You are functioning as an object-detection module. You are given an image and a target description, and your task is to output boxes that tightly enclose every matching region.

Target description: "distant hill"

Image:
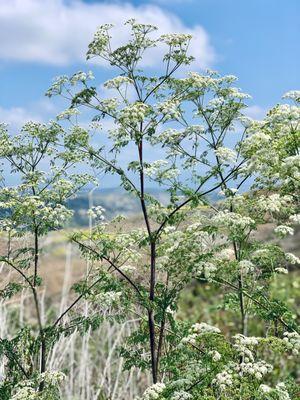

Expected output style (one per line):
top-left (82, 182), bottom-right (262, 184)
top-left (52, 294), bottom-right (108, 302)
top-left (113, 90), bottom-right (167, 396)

top-left (67, 187), bottom-right (170, 226)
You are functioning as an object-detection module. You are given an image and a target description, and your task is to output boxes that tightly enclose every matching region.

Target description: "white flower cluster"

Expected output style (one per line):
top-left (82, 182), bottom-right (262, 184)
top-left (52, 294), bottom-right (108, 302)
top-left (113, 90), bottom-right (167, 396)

top-left (41, 204), bottom-right (73, 226)
top-left (214, 359), bottom-right (272, 392)
top-left (214, 147), bottom-right (237, 164)
top-left (11, 371), bottom-right (65, 400)
top-left (141, 382), bottom-right (166, 400)
top-left (125, 18), bottom-right (158, 33)
top-left (87, 24), bottom-right (113, 59)
top-left (285, 252), bottom-right (300, 265)
top-left (45, 75), bottom-right (69, 97)
top-left (213, 211), bottom-right (255, 232)
top-left (238, 260), bottom-right (255, 274)
top-left (256, 194), bottom-right (292, 214)
top-left (70, 71), bottom-right (94, 85)
top-left (0, 129), bottom-right (14, 157)
top-left (40, 370), bottom-right (66, 385)
top-left (21, 121), bottom-right (49, 136)
top-left (283, 90), bottom-right (300, 103)
top-left (171, 390), bottom-right (192, 400)
top-left (282, 332), bottom-right (300, 355)
top-left (197, 261), bottom-right (217, 280)
top-left (213, 369), bottom-right (233, 391)
top-left (260, 382), bottom-right (291, 400)
top-left (192, 322), bottom-right (221, 335)
top-left (57, 108), bottom-right (80, 120)
top-left (104, 76), bottom-right (133, 89)
top-left (11, 387), bottom-right (37, 400)
top-left (99, 98), bottom-right (119, 114)
top-left (243, 131), bottom-right (271, 153)
top-left (182, 322), bottom-right (220, 346)
top-left (144, 160), bottom-right (180, 180)
top-left (188, 72), bottom-right (216, 89)
top-left (144, 160), bottom-right (168, 177)
top-left (157, 99), bottom-right (181, 121)
top-left (224, 87), bottom-right (251, 100)
top-left (120, 264), bottom-right (136, 274)
top-left (281, 155), bottom-right (300, 185)
top-left (87, 206), bottom-right (106, 221)
top-left (119, 102), bottom-right (151, 126)
top-left (275, 267), bottom-right (288, 275)
top-left (0, 218), bottom-right (16, 234)
top-left (156, 128), bottom-right (183, 146)
top-left (238, 360), bottom-right (273, 380)
top-left (160, 33), bottom-right (192, 46)
top-left (274, 225), bottom-right (294, 238)
top-left (260, 384), bottom-right (273, 394)
top-left (95, 291), bottom-right (122, 308)
top-left (185, 125), bottom-right (206, 135)
top-left (219, 187), bottom-right (238, 197)
top-left (267, 104), bottom-right (300, 128)
top-left (289, 214), bottom-right (300, 224)
top-left (207, 97), bottom-right (224, 109)
top-left (232, 334), bottom-right (260, 362)
top-left (208, 350), bottom-right (222, 361)
top-left (217, 248), bottom-right (235, 260)
top-left (14, 197), bottom-right (73, 228)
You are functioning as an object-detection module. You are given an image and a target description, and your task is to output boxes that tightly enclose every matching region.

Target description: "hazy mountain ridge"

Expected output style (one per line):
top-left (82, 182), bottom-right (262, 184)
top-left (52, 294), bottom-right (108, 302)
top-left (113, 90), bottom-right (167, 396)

top-left (67, 187), bottom-right (171, 225)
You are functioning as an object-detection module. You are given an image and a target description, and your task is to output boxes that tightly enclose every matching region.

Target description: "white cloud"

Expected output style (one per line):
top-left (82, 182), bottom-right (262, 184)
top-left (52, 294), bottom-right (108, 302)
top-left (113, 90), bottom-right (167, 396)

top-left (152, 0), bottom-right (195, 4)
top-left (0, 106), bottom-right (41, 130)
top-left (244, 105), bottom-right (267, 120)
top-left (0, 0), bottom-right (215, 69)
top-left (0, 98), bottom-right (59, 130)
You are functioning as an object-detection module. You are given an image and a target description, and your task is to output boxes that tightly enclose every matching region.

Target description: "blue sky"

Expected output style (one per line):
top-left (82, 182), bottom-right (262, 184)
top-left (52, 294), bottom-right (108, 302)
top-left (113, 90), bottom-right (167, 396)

top-left (1, 0), bottom-right (299, 125)
top-left (1, 0), bottom-right (299, 119)
top-left (0, 0), bottom-right (299, 186)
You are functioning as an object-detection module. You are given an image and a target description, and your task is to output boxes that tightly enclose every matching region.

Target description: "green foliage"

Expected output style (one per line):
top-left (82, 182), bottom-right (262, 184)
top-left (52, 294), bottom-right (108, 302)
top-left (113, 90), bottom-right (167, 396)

top-left (0, 19), bottom-right (299, 399)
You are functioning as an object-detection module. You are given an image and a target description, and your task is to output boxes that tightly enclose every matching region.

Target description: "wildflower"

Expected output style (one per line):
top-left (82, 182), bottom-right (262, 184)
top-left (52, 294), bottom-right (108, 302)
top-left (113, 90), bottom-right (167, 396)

top-left (57, 108), bottom-right (80, 120)
top-left (157, 98), bottom-right (181, 121)
top-left (160, 33), bottom-right (192, 46)
top-left (283, 332), bottom-right (300, 355)
top-left (275, 267), bottom-right (288, 274)
top-left (214, 146), bottom-right (237, 164)
top-left (141, 382), bottom-right (166, 400)
top-left (197, 261), bottom-right (217, 280)
top-left (104, 76), bottom-right (133, 89)
top-left (87, 24), bottom-right (114, 59)
top-left (171, 391), bottom-right (192, 400)
top-left (119, 102), bottom-right (151, 126)
top-left (238, 260), bottom-right (255, 274)
top-left (256, 194), bottom-right (292, 213)
top-left (70, 71), bottom-right (94, 84)
top-left (192, 322), bottom-right (221, 335)
top-left (283, 90), bottom-right (300, 103)
top-left (213, 370), bottom-right (233, 391)
top-left (213, 211), bottom-right (255, 232)
top-left (260, 384), bottom-right (272, 393)
top-left (274, 225), bottom-right (294, 238)
top-left (289, 214), bottom-right (300, 224)
top-left (285, 253), bottom-right (300, 265)
top-left (87, 206), bottom-right (106, 221)
top-left (11, 386), bottom-right (37, 400)
top-left (209, 350), bottom-right (222, 361)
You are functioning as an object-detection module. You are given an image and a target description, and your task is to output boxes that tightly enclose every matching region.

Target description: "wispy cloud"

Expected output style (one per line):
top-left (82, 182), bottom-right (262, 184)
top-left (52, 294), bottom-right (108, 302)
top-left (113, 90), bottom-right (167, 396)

top-left (244, 105), bottom-right (267, 120)
top-left (0, 106), bottom-right (41, 130)
top-left (0, 0), bottom-right (215, 69)
top-left (0, 98), bottom-right (59, 131)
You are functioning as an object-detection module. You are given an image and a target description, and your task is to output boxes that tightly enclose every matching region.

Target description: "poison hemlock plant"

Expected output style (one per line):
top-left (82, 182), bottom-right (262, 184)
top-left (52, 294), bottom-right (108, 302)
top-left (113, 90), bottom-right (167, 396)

top-left (0, 122), bottom-right (92, 398)
top-left (0, 20), bottom-right (299, 400)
